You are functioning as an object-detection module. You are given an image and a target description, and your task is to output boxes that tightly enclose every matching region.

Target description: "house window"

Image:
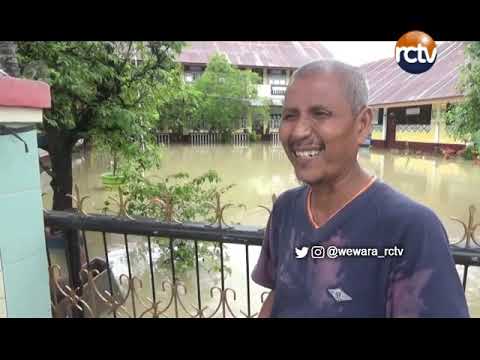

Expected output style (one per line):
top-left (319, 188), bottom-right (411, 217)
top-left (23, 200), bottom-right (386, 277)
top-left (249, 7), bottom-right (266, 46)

top-left (241, 117), bottom-right (247, 129)
top-left (269, 69), bottom-right (287, 85)
top-left (390, 105), bottom-right (433, 134)
top-left (235, 116), bottom-right (247, 129)
top-left (184, 65), bottom-right (203, 83)
top-left (271, 113), bottom-right (282, 129)
top-left (390, 105), bottom-right (432, 125)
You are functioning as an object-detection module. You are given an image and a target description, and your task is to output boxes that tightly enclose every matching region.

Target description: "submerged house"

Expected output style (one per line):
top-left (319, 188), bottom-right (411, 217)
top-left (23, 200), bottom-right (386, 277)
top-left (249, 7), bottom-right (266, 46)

top-left (362, 41), bottom-right (466, 153)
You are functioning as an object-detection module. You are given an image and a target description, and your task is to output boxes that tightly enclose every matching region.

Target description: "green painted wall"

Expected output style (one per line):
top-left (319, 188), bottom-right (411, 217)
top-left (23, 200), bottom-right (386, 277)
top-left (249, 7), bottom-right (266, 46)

top-left (0, 128), bottom-right (51, 317)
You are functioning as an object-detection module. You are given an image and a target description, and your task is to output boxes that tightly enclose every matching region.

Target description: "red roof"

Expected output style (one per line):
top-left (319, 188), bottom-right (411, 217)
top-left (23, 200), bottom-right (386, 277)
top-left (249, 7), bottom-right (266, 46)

top-left (178, 41), bottom-right (333, 69)
top-left (0, 75), bottom-right (51, 109)
top-left (361, 41), bottom-right (466, 106)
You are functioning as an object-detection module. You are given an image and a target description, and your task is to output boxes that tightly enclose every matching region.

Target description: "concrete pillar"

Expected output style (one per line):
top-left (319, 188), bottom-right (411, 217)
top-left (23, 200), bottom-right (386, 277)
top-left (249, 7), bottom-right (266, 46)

top-left (432, 103), bottom-right (441, 144)
top-left (263, 68), bottom-right (268, 85)
top-left (382, 108), bottom-right (388, 141)
top-left (0, 76), bottom-right (51, 317)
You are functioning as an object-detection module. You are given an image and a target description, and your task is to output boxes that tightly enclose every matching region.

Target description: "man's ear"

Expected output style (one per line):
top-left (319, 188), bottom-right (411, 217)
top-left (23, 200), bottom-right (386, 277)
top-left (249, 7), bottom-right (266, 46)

top-left (355, 107), bottom-right (373, 145)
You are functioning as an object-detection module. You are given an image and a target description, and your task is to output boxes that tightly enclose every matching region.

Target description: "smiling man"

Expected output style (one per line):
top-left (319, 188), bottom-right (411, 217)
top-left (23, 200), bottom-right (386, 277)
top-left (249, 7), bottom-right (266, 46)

top-left (252, 60), bottom-right (469, 318)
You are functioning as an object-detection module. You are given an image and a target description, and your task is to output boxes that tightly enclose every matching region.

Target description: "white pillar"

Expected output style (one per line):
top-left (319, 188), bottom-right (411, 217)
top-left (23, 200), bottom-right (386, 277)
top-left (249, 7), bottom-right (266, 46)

top-left (263, 68), bottom-right (268, 85)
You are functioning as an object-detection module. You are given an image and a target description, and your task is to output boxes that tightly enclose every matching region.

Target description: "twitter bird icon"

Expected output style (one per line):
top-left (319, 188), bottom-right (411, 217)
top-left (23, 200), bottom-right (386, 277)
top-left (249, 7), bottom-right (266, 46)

top-left (295, 246), bottom-right (309, 259)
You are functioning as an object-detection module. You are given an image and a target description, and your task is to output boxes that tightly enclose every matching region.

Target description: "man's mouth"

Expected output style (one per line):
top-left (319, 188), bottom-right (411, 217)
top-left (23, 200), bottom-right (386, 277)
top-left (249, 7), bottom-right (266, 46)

top-left (293, 145), bottom-right (326, 159)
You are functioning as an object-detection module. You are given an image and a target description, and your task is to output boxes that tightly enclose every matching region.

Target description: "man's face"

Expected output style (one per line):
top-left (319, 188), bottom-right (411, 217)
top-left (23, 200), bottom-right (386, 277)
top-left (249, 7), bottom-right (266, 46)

top-left (279, 72), bottom-right (371, 185)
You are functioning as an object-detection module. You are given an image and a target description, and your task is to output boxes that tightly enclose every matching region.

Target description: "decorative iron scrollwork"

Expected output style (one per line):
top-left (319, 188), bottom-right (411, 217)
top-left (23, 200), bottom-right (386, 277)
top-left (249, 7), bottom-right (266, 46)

top-left (49, 265), bottom-right (267, 318)
top-left (67, 184), bottom-right (90, 216)
top-left (451, 205), bottom-right (480, 248)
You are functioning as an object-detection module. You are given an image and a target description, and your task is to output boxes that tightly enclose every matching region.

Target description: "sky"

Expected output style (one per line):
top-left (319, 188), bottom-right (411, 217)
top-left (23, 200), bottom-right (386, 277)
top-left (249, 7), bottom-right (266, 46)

top-left (321, 42), bottom-right (395, 66)
top-left (321, 41), bottom-right (444, 66)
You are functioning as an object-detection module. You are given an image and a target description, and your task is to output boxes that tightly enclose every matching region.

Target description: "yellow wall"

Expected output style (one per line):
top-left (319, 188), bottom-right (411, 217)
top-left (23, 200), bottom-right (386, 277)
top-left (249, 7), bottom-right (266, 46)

top-left (371, 129), bottom-right (383, 140)
top-left (379, 102), bottom-right (465, 145)
top-left (395, 128), bottom-right (435, 142)
top-left (439, 120), bottom-right (465, 145)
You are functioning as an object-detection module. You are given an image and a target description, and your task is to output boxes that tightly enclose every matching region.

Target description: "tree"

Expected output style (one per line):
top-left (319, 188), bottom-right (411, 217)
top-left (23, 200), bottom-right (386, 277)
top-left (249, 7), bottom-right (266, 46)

top-left (156, 66), bottom-right (203, 135)
top-left (445, 42), bottom-right (480, 154)
top-left (16, 41), bottom-right (184, 210)
top-left (193, 54), bottom-right (268, 132)
top-left (0, 41), bottom-right (20, 76)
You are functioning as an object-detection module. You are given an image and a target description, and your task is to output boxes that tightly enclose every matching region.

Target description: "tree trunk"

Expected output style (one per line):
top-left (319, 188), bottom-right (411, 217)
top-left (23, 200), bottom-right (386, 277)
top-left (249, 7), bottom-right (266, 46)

top-left (45, 123), bottom-right (75, 211)
top-left (112, 152), bottom-right (118, 176)
top-left (0, 41), bottom-right (20, 77)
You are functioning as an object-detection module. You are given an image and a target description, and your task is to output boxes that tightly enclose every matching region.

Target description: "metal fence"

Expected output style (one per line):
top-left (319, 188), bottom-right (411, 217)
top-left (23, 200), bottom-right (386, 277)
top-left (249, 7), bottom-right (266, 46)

top-left (233, 133), bottom-right (249, 146)
top-left (190, 132), bottom-right (219, 146)
top-left (45, 210), bottom-right (268, 318)
top-left (156, 132), bottom-right (170, 146)
top-left (271, 132), bottom-right (280, 147)
top-left (44, 202), bottom-right (480, 318)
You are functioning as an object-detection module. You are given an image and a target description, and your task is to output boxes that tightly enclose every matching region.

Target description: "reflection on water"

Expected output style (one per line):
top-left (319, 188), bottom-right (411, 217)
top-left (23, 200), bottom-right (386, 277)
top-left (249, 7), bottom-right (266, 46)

top-left (43, 144), bottom-right (480, 317)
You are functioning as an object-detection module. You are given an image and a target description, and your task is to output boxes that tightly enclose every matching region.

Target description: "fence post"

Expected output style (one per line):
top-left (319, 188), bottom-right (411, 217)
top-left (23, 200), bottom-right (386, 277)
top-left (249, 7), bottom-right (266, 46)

top-left (64, 228), bottom-right (84, 318)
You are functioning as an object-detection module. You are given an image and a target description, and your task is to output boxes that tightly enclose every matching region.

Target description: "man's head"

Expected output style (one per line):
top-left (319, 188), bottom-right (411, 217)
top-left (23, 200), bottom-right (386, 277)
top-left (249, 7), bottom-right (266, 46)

top-left (280, 59), bottom-right (372, 185)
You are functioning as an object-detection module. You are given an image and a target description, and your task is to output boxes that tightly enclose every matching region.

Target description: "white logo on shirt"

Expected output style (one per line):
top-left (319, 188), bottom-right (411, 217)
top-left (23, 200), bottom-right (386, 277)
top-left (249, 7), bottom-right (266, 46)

top-left (328, 288), bottom-right (353, 302)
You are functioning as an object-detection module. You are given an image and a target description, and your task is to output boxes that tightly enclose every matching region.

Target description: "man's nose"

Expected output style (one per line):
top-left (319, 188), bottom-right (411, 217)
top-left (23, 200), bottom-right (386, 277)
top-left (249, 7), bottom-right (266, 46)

top-left (291, 115), bottom-right (313, 140)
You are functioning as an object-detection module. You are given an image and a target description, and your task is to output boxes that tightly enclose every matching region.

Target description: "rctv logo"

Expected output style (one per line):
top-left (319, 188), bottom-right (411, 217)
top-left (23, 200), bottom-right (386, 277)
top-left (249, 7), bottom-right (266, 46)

top-left (395, 31), bottom-right (437, 74)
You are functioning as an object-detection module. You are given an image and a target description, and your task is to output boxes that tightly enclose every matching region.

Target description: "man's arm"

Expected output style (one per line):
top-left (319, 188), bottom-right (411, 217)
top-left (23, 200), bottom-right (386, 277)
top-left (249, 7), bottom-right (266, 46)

top-left (252, 204), bottom-right (278, 317)
top-left (386, 207), bottom-right (469, 317)
top-left (258, 290), bottom-right (275, 318)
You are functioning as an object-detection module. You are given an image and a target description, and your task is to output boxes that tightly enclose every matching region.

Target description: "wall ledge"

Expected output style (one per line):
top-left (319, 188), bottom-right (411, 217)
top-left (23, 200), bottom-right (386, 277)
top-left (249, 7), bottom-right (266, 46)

top-left (0, 76), bottom-right (51, 109)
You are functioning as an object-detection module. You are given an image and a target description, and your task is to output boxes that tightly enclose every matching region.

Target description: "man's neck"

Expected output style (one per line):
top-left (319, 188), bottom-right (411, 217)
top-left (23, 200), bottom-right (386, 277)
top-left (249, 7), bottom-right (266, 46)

top-left (309, 162), bottom-right (373, 227)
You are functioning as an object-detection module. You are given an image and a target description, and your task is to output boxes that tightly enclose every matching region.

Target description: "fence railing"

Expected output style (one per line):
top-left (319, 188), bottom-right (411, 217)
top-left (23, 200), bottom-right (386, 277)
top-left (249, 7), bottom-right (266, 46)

top-left (190, 132), bottom-right (219, 146)
top-left (271, 132), bottom-right (280, 147)
top-left (156, 132), bottom-right (170, 146)
top-left (45, 210), bottom-right (268, 318)
top-left (233, 132), bottom-right (249, 146)
top-left (271, 85), bottom-right (287, 96)
top-left (44, 203), bottom-right (480, 318)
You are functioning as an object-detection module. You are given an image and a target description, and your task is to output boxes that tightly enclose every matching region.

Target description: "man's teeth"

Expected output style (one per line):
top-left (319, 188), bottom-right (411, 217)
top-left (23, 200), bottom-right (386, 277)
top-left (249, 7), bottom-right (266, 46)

top-left (295, 150), bottom-right (321, 158)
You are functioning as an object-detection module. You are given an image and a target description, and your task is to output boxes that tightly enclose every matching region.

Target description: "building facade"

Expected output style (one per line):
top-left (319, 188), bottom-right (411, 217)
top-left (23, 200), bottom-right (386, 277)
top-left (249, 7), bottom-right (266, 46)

top-left (177, 41), bottom-right (333, 135)
top-left (362, 41), bottom-right (466, 154)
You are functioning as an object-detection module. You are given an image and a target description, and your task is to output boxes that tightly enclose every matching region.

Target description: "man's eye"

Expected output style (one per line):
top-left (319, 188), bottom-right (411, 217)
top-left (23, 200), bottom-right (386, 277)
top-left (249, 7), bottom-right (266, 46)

top-left (314, 111), bottom-right (329, 117)
top-left (283, 114), bottom-right (295, 120)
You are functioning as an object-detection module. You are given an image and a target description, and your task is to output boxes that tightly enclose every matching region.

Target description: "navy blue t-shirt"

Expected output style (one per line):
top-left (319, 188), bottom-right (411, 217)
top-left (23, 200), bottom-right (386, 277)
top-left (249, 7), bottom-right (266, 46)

top-left (252, 179), bottom-right (469, 317)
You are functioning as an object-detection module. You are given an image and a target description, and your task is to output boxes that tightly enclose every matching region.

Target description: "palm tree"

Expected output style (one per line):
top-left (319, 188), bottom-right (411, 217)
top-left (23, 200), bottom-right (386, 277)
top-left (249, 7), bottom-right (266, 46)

top-left (0, 41), bottom-right (20, 77)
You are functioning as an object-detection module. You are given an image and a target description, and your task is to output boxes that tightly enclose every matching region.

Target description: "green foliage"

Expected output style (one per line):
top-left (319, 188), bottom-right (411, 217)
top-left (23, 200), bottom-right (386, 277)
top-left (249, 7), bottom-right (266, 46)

top-left (444, 42), bottom-right (480, 156)
top-left (156, 66), bottom-right (203, 133)
top-left (124, 169), bottom-right (229, 222)
top-left (16, 42), bottom-right (184, 209)
top-left (193, 54), bottom-right (267, 132)
top-left (462, 144), bottom-right (479, 160)
top-left (105, 169), bottom-right (236, 275)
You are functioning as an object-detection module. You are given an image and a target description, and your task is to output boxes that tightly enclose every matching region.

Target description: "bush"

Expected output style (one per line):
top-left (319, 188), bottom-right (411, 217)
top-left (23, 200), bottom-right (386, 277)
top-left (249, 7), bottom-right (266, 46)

top-left (220, 130), bottom-right (232, 144)
top-left (462, 144), bottom-right (479, 160)
top-left (104, 168), bottom-right (239, 276)
top-left (462, 145), bottom-right (477, 160)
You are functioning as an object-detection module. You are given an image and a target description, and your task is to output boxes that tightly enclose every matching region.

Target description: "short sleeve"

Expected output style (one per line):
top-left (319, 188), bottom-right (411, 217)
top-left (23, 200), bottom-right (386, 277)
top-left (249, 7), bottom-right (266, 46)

top-left (251, 211), bottom-right (277, 289)
top-left (386, 208), bottom-right (469, 318)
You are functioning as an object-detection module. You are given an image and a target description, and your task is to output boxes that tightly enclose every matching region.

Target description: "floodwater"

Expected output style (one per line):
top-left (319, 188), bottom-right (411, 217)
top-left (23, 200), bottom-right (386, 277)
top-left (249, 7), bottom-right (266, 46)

top-left (42, 143), bottom-right (480, 317)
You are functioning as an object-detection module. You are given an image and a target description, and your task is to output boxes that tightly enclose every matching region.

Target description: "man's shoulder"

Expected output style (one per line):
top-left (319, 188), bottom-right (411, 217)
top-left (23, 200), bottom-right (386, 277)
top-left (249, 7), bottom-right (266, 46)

top-left (273, 185), bottom-right (308, 211)
top-left (373, 181), bottom-right (442, 230)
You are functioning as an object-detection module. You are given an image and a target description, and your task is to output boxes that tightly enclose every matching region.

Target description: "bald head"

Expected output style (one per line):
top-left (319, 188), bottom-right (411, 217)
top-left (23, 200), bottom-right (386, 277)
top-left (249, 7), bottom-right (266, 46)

top-left (289, 60), bottom-right (369, 116)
